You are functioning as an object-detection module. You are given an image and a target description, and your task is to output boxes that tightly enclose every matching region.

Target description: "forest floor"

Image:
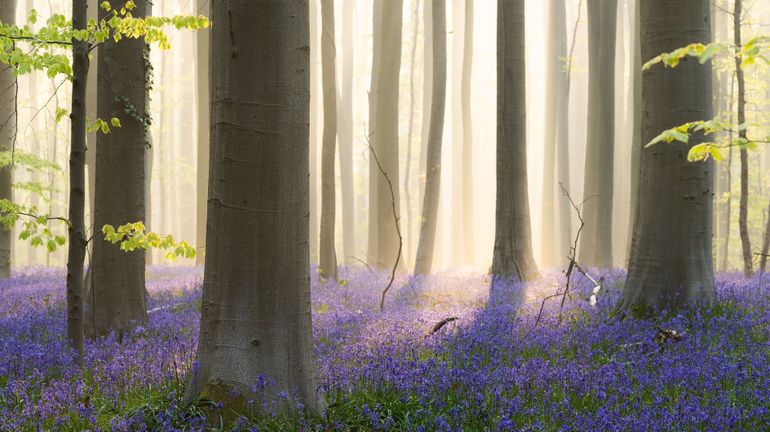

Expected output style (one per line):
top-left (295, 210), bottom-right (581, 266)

top-left (1, 266), bottom-right (769, 431)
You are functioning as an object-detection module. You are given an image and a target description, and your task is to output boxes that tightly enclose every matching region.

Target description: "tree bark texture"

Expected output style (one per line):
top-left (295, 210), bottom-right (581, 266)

top-left (195, 0), bottom-right (210, 266)
top-left (491, 0), bottom-right (539, 282)
top-left (0, 1), bottom-right (15, 279)
top-left (622, 0), bottom-right (714, 312)
top-left (185, 0), bottom-right (321, 413)
top-left (319, 0), bottom-right (338, 281)
top-left (88, 0), bottom-right (149, 338)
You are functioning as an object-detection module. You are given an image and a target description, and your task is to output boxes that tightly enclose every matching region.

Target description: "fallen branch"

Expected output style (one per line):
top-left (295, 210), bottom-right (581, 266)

top-left (429, 316), bottom-right (458, 335)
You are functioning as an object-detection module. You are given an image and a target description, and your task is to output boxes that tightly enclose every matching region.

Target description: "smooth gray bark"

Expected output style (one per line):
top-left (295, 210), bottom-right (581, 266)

top-left (491, 0), bottom-right (539, 282)
top-left (338, 0), bottom-right (355, 265)
top-left (622, 0), bottom-right (714, 312)
top-left (88, 0), bottom-right (149, 338)
top-left (414, 0), bottom-right (447, 276)
top-left (541, 0), bottom-right (569, 268)
top-left (67, 0), bottom-right (89, 360)
top-left (185, 0), bottom-right (320, 413)
top-left (579, 0), bottom-right (617, 268)
top-left (627, 0), bottom-right (641, 260)
top-left (309, 0), bottom-right (319, 264)
top-left (195, 0), bottom-right (210, 266)
top-left (368, 0), bottom-right (403, 269)
top-left (319, 0), bottom-right (338, 281)
top-left (0, 1), bottom-right (15, 278)
top-left (418, 0), bottom-right (433, 239)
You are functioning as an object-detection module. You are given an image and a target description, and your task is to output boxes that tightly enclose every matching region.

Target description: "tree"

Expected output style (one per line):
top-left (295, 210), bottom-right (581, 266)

top-left (540, 0), bottom-right (569, 267)
top-left (627, 0), bottom-right (641, 258)
top-left (338, 0), bottom-right (356, 265)
top-left (368, 0), bottom-right (403, 269)
top-left (460, 0), bottom-right (475, 264)
top-left (319, 0), bottom-right (338, 281)
top-left (195, 0), bottom-right (209, 266)
top-left (0, 1), bottom-right (15, 279)
top-left (185, 0), bottom-right (321, 413)
top-left (414, 0), bottom-right (447, 276)
top-left (491, 0), bottom-right (539, 283)
top-left (578, 0), bottom-right (617, 268)
top-left (403, 0), bottom-right (420, 265)
top-left (734, 0), bottom-right (753, 277)
top-left (88, 0), bottom-right (150, 338)
top-left (621, 0), bottom-right (714, 313)
top-left (761, 200), bottom-right (770, 273)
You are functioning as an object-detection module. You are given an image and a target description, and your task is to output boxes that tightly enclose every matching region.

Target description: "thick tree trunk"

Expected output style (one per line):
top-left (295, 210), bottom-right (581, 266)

top-left (88, 0), bottom-right (149, 338)
top-left (67, 0), bottom-right (89, 361)
top-left (368, 0), bottom-right (403, 269)
top-left (418, 0), bottom-right (433, 243)
top-left (491, 0), bottom-right (539, 282)
top-left (414, 0), bottom-right (447, 276)
top-left (461, 0), bottom-right (474, 264)
top-left (185, 0), bottom-right (320, 413)
top-left (319, 0), bottom-right (338, 281)
top-left (195, 0), bottom-right (210, 266)
top-left (578, 0), bottom-right (617, 268)
top-left (541, 0), bottom-right (568, 268)
top-left (713, 3), bottom-right (730, 270)
top-left (0, 1), bottom-right (15, 278)
top-left (622, 0), bottom-right (714, 313)
top-left (403, 0), bottom-right (419, 266)
top-left (734, 0), bottom-right (753, 277)
top-left (338, 0), bottom-right (356, 265)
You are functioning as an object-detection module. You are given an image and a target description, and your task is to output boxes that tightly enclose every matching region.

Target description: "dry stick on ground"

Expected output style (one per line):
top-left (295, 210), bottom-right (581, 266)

top-left (429, 316), bottom-right (458, 335)
top-left (366, 138), bottom-right (404, 312)
top-left (533, 183), bottom-right (598, 330)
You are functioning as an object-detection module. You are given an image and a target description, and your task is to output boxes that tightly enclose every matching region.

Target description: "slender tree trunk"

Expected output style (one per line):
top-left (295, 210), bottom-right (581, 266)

top-left (734, 0), bottom-right (753, 277)
top-left (88, 0), bottom-right (149, 338)
top-left (622, 0), bottom-right (714, 312)
top-left (319, 0), bottom-right (338, 281)
top-left (403, 0), bottom-right (419, 266)
top-left (185, 0), bottom-right (320, 413)
top-left (368, 0), bottom-right (403, 268)
top-left (309, 0), bottom-right (320, 264)
top-left (195, 0), bottom-right (210, 266)
top-left (461, 0), bottom-right (475, 264)
top-left (541, 0), bottom-right (568, 268)
top-left (414, 0), bottom-right (447, 276)
top-left (761, 200), bottom-right (770, 273)
top-left (418, 0), bottom-right (433, 242)
top-left (627, 0), bottom-right (641, 261)
top-left (338, 0), bottom-right (356, 265)
top-left (579, 0), bottom-right (617, 268)
top-left (0, 1), bottom-right (15, 278)
top-left (491, 0), bottom-right (539, 282)
top-left (67, 0), bottom-right (89, 361)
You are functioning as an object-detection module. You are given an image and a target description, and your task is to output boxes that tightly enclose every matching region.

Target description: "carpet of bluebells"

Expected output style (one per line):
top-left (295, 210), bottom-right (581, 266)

top-left (2, 265), bottom-right (770, 431)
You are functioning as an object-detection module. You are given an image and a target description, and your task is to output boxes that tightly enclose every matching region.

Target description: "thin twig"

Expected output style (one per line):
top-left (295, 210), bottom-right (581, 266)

top-left (366, 136), bottom-right (403, 312)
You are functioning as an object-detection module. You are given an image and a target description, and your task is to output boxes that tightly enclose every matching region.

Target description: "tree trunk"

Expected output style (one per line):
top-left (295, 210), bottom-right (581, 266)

top-left (627, 0), bottom-right (641, 261)
top-left (541, 0), bottom-right (568, 268)
top-left (67, 0), bottom-right (89, 361)
top-left (338, 0), bottom-right (356, 265)
top-left (88, 0), bottom-right (149, 338)
top-left (734, 0), bottom-right (753, 277)
top-left (368, 0), bottom-right (403, 269)
top-left (0, 1), bottom-right (15, 278)
top-left (185, 0), bottom-right (320, 413)
top-left (461, 0), bottom-right (475, 264)
top-left (319, 0), bottom-right (338, 281)
top-left (491, 0), bottom-right (539, 282)
top-left (403, 0), bottom-right (420, 266)
top-left (761, 200), bottom-right (770, 273)
top-left (621, 0), bottom-right (714, 313)
top-left (195, 0), bottom-right (210, 266)
top-left (578, 0), bottom-right (617, 268)
top-left (309, 0), bottom-right (320, 265)
top-left (414, 0), bottom-right (447, 276)
top-left (418, 0), bottom-right (433, 248)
